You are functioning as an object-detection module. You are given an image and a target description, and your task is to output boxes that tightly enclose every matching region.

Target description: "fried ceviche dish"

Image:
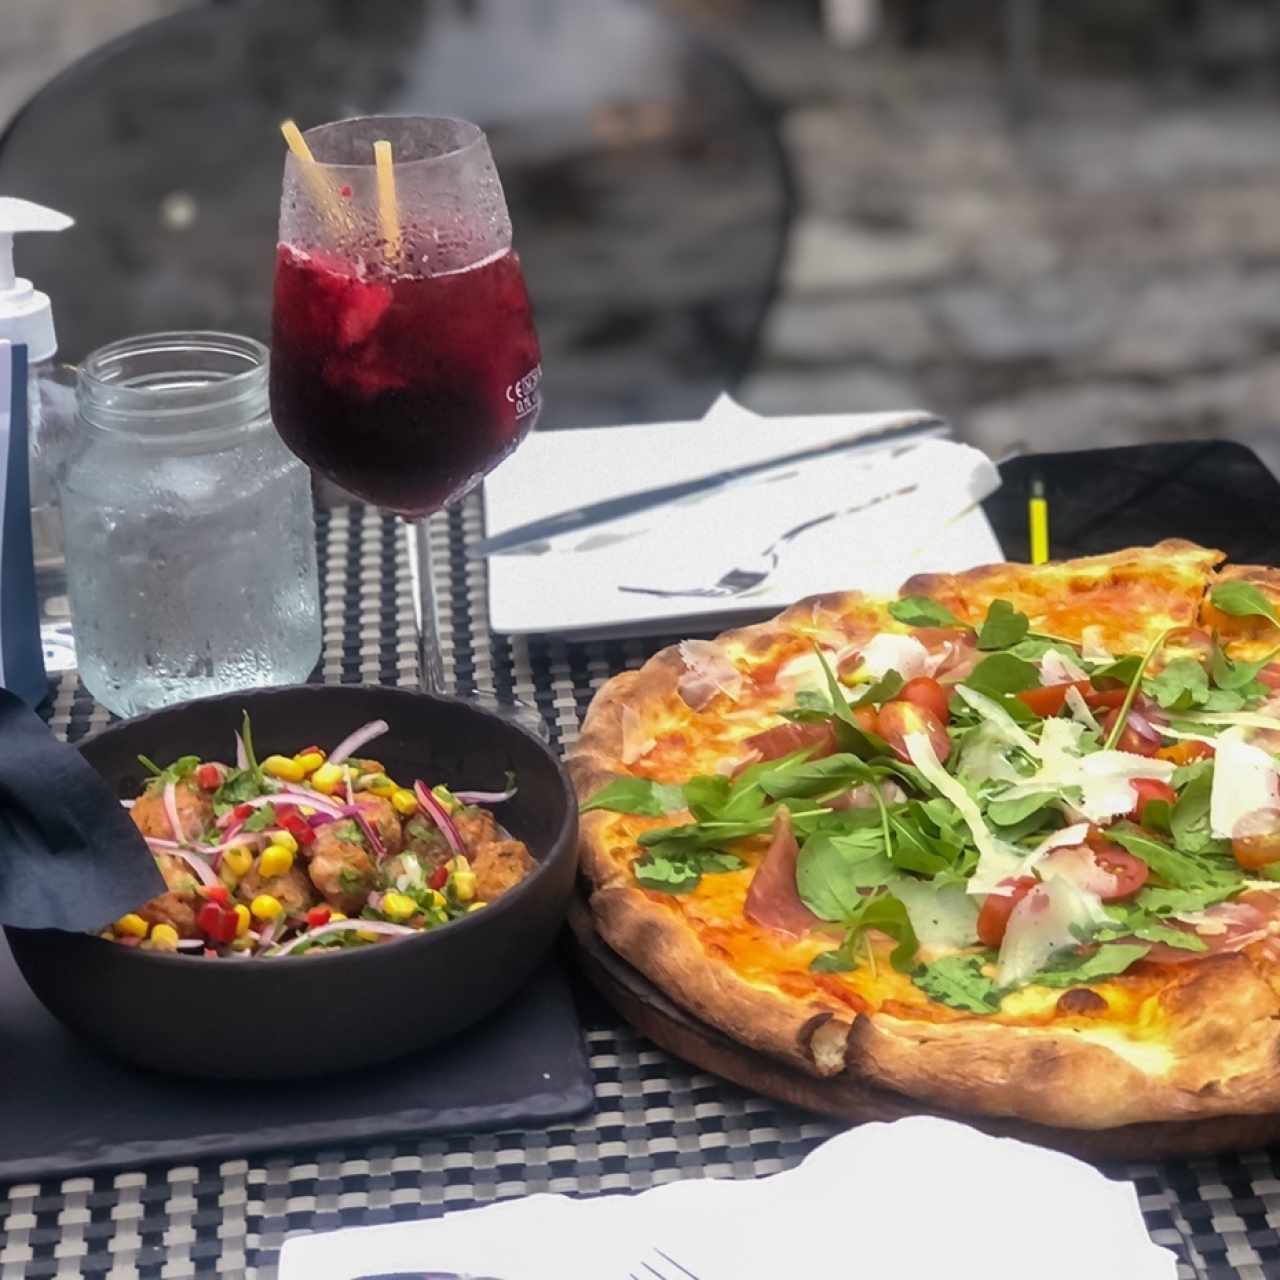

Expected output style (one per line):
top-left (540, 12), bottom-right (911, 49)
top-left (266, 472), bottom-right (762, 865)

top-left (105, 717), bottom-right (535, 957)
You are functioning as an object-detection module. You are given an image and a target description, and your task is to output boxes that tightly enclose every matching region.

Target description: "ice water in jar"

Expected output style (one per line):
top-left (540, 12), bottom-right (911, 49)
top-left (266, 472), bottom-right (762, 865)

top-left (63, 332), bottom-right (321, 716)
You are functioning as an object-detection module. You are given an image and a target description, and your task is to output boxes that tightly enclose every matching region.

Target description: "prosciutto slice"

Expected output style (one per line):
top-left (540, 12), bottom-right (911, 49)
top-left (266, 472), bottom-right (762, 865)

top-left (677, 639), bottom-right (743, 711)
top-left (745, 809), bottom-right (819, 938)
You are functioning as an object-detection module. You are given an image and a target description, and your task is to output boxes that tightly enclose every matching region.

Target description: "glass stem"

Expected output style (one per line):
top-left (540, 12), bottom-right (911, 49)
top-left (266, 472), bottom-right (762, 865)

top-left (410, 516), bottom-right (447, 695)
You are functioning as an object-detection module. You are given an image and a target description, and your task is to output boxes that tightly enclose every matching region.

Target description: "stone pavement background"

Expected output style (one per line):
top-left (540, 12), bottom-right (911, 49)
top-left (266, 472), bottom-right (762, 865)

top-left (5, 0), bottom-right (1280, 472)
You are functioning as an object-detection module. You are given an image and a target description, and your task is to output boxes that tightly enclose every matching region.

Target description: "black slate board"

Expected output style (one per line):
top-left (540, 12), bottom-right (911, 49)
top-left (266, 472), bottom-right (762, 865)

top-left (0, 936), bottom-right (592, 1180)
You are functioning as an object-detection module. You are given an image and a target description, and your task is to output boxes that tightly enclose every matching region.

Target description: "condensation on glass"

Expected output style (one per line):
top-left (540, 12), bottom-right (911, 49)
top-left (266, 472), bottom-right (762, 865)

top-left (64, 331), bottom-right (321, 716)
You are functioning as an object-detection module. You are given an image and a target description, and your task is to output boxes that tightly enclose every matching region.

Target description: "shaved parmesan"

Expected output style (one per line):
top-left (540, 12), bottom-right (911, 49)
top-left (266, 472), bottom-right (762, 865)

top-left (1080, 626), bottom-right (1113, 663)
top-left (854, 633), bottom-right (939, 682)
top-left (905, 731), bottom-right (1026, 893)
top-left (678, 639), bottom-right (743, 707)
top-left (775, 650), bottom-right (837, 697)
top-left (1064, 685), bottom-right (1102, 732)
top-left (1039, 648), bottom-right (1089, 685)
top-left (1022, 822), bottom-right (1092, 876)
top-left (1210, 728), bottom-right (1280, 838)
top-left (892, 878), bottom-right (979, 950)
top-left (952, 685), bottom-right (1038, 754)
top-left (1157, 724), bottom-right (1219, 746)
top-left (997, 877), bottom-right (1107, 988)
top-left (1182, 710), bottom-right (1280, 732)
top-left (620, 705), bottom-right (656, 765)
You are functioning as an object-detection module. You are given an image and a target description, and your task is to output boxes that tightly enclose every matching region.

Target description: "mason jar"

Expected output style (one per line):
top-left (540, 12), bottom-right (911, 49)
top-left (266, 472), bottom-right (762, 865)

top-left (63, 332), bottom-right (321, 716)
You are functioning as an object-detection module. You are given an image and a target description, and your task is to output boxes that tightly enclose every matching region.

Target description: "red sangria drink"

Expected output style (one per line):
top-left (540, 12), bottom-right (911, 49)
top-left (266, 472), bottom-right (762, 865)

top-left (270, 244), bottom-right (541, 516)
top-left (270, 115), bottom-right (543, 697)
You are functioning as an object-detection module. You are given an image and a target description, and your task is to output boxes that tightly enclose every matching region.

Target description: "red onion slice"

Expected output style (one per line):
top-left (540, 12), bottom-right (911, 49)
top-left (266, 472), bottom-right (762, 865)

top-left (1124, 710), bottom-right (1165, 745)
top-left (176, 939), bottom-right (205, 951)
top-left (343, 805), bottom-right (387, 859)
top-left (264, 918), bottom-right (419, 957)
top-left (414, 781), bottom-right (465, 856)
top-left (452, 784), bottom-right (518, 805)
top-left (161, 847), bottom-right (220, 889)
top-left (163, 780), bottom-right (185, 844)
top-left (275, 785), bottom-right (347, 817)
top-left (329, 720), bottom-right (390, 766)
top-left (235, 732), bottom-right (248, 771)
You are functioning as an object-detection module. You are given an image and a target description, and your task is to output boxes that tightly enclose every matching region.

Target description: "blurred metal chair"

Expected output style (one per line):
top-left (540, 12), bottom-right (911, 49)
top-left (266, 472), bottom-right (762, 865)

top-left (0, 0), bottom-right (794, 429)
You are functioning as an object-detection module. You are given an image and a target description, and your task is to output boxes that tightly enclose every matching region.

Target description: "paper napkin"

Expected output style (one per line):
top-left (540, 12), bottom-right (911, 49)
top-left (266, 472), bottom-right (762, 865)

top-left (277, 1117), bottom-right (1177, 1280)
top-left (482, 398), bottom-right (1004, 638)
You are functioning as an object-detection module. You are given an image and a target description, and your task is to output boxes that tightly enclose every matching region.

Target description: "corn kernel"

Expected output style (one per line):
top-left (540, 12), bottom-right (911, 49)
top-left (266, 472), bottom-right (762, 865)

top-left (452, 869), bottom-right (477, 902)
top-left (114, 913), bottom-right (148, 938)
top-left (359, 758), bottom-right (384, 775)
top-left (369, 781), bottom-right (397, 799)
top-left (381, 891), bottom-right (417, 922)
top-left (426, 888), bottom-right (447, 912)
top-left (432, 784), bottom-right (460, 813)
top-left (223, 846), bottom-right (253, 877)
top-left (310, 762), bottom-right (344, 794)
top-left (329, 911), bottom-right (348, 922)
top-left (357, 928), bottom-right (381, 942)
top-left (262, 754), bottom-right (306, 782)
top-left (467, 901), bottom-right (488, 913)
top-left (259, 844), bottom-right (294, 878)
top-left (390, 788), bottom-right (418, 816)
top-left (233, 904), bottom-right (251, 937)
top-left (272, 829), bottom-right (299, 855)
top-left (250, 894), bottom-right (283, 922)
top-left (295, 751), bottom-right (325, 775)
top-left (150, 923), bottom-right (180, 950)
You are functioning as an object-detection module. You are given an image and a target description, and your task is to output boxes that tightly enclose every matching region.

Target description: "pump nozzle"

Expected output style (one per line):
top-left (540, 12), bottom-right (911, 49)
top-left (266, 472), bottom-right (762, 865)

top-left (0, 197), bottom-right (73, 362)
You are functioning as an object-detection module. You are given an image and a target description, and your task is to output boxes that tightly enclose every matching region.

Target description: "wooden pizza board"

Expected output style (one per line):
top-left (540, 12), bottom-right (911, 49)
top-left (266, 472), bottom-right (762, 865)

top-left (568, 888), bottom-right (1280, 1162)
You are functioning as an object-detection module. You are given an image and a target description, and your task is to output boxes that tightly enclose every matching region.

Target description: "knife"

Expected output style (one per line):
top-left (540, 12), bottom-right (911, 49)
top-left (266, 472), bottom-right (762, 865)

top-left (469, 413), bottom-right (948, 557)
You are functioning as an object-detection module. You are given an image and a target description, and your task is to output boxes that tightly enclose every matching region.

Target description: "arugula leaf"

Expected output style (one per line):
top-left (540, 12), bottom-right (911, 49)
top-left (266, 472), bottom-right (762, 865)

top-left (963, 653), bottom-right (1042, 698)
top-left (885, 810), bottom-right (952, 875)
top-left (912, 954), bottom-right (1002, 1013)
top-left (976, 600), bottom-right (1031, 651)
top-left (1103, 628), bottom-right (1172, 752)
top-left (1209, 638), bottom-right (1280, 691)
top-left (580, 777), bottom-right (686, 816)
top-left (812, 645), bottom-right (891, 758)
top-left (1089, 655), bottom-right (1142, 686)
top-left (757, 753), bottom-right (868, 800)
top-left (848, 670), bottom-right (904, 708)
top-left (1136, 883), bottom-right (1239, 915)
top-left (986, 791), bottom-right (1055, 828)
top-left (797, 831), bottom-right (894, 920)
top-left (1097, 904), bottom-right (1209, 952)
top-left (1109, 822), bottom-right (1241, 891)
top-left (1138, 797), bottom-right (1173, 836)
top-left (241, 804), bottom-right (278, 833)
top-left (633, 846), bottom-right (745, 895)
top-left (889, 596), bottom-right (961, 628)
top-left (1028, 943), bottom-right (1151, 988)
top-left (1210, 581), bottom-right (1280, 628)
top-left (1009, 636), bottom-right (1080, 664)
top-left (810, 892), bottom-right (918, 973)
top-left (1172, 758), bottom-right (1215, 791)
top-left (1144, 658), bottom-right (1209, 712)
top-left (1169, 767), bottom-right (1230, 856)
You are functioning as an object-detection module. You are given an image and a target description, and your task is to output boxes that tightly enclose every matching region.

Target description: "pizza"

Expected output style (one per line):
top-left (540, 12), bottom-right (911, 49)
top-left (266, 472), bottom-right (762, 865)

top-left (568, 540), bottom-right (1280, 1130)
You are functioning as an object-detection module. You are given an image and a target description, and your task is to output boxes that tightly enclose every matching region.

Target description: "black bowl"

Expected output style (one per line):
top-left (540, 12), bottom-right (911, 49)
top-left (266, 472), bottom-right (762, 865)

top-left (5, 685), bottom-right (578, 1079)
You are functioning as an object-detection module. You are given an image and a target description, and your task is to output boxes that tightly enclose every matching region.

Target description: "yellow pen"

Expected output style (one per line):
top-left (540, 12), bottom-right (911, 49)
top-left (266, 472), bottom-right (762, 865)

top-left (1029, 475), bottom-right (1049, 565)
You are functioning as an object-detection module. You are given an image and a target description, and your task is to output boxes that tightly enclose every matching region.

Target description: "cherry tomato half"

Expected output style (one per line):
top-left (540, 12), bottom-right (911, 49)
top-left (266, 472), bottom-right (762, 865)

top-left (1086, 838), bottom-right (1149, 900)
top-left (1128, 778), bottom-right (1177, 824)
top-left (743, 720), bottom-right (838, 764)
top-left (897, 676), bottom-right (950, 723)
top-left (1101, 707), bottom-right (1162, 757)
top-left (1083, 686), bottom-right (1127, 711)
top-left (1232, 807), bottom-right (1280, 871)
top-left (194, 762), bottom-right (223, 791)
top-left (876, 700), bottom-right (952, 765)
top-left (1016, 680), bottom-right (1091, 718)
top-left (976, 876), bottom-right (1038, 948)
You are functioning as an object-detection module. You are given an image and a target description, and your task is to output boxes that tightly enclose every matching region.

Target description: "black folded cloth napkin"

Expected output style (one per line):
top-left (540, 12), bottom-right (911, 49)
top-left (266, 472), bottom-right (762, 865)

top-left (0, 689), bottom-right (164, 931)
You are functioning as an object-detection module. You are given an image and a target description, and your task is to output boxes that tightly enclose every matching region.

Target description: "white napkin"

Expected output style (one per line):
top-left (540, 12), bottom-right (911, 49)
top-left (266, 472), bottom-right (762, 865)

top-left (277, 1117), bottom-right (1178, 1280)
top-left (483, 397), bottom-right (1005, 638)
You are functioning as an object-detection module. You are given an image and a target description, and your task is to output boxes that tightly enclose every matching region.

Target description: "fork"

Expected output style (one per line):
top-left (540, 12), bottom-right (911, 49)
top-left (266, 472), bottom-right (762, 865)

top-left (627, 1246), bottom-right (703, 1279)
top-left (617, 483), bottom-right (920, 600)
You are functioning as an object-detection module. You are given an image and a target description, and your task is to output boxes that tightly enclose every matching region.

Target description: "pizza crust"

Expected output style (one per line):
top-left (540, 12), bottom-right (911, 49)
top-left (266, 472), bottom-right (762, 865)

top-left (570, 542), bottom-right (1280, 1130)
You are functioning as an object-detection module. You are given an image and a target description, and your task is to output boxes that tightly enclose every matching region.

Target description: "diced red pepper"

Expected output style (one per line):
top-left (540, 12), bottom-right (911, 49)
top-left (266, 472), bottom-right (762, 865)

top-left (298, 744), bottom-right (325, 759)
top-left (196, 901), bottom-right (238, 945)
top-left (280, 811), bottom-right (317, 847)
top-left (306, 905), bottom-right (332, 928)
top-left (195, 762), bottom-right (223, 791)
top-left (429, 864), bottom-right (449, 890)
top-left (232, 803), bottom-right (254, 821)
top-left (200, 884), bottom-right (231, 906)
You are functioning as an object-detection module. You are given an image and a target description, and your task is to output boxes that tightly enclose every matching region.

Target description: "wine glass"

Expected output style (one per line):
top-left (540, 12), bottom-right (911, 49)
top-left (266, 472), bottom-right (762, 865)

top-left (270, 115), bottom-right (542, 707)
